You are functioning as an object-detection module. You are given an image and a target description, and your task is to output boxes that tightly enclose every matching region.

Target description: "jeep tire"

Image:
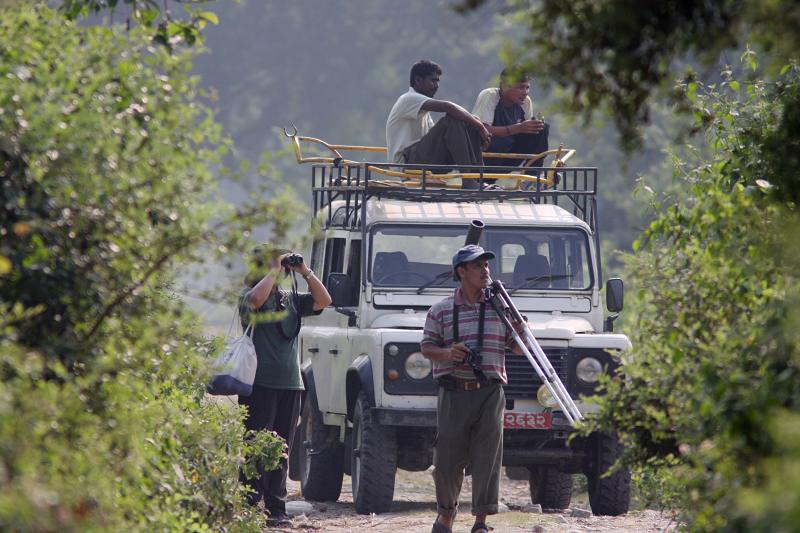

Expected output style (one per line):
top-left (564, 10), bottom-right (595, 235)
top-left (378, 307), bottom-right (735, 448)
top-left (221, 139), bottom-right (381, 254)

top-left (585, 432), bottom-right (631, 516)
top-left (351, 390), bottom-right (397, 514)
top-left (298, 390), bottom-right (344, 501)
top-left (529, 467), bottom-right (573, 510)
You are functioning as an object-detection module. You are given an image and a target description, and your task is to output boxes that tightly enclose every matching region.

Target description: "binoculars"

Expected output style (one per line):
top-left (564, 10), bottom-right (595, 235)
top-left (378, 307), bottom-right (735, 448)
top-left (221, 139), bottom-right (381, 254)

top-left (281, 253), bottom-right (304, 269)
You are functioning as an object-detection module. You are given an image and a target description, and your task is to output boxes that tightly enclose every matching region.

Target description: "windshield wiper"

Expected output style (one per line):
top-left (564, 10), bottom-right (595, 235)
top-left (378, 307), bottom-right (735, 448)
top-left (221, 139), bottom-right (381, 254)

top-left (416, 270), bottom-right (453, 294)
top-left (508, 274), bottom-right (572, 296)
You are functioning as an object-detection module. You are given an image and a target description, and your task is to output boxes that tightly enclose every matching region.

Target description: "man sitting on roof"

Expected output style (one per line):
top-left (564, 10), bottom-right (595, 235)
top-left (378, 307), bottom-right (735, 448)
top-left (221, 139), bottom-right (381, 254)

top-left (386, 60), bottom-right (491, 188)
top-left (472, 68), bottom-right (549, 182)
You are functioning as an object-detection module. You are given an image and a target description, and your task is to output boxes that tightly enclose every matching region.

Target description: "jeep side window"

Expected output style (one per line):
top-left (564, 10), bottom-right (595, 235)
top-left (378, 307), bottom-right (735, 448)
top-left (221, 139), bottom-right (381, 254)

top-left (323, 237), bottom-right (346, 287)
top-left (346, 240), bottom-right (361, 305)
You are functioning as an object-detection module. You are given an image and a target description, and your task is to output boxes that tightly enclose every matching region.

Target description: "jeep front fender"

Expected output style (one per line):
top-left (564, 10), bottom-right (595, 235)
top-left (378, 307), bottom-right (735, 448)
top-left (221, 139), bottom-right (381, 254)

top-left (301, 360), bottom-right (316, 412)
top-left (346, 355), bottom-right (375, 421)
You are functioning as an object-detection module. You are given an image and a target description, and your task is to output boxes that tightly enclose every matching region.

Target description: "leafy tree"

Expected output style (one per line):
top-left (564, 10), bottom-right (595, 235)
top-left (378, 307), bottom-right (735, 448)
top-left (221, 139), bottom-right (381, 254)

top-left (60, 0), bottom-right (222, 48)
top-left (583, 62), bottom-right (800, 531)
top-left (1, 4), bottom-right (294, 530)
top-left (458, 0), bottom-right (800, 153)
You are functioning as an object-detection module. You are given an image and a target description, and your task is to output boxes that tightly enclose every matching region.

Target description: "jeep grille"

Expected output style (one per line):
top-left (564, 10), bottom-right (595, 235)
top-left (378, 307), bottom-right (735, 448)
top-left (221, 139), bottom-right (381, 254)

top-left (504, 348), bottom-right (569, 400)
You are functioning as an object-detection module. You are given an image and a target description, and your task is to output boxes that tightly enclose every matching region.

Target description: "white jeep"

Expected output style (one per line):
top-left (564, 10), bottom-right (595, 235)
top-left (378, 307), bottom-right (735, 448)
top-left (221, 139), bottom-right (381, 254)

top-left (288, 162), bottom-right (632, 516)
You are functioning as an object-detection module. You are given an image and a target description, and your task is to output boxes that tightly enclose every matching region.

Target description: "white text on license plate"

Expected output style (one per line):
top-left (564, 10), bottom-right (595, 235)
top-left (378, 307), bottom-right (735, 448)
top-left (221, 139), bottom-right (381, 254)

top-left (503, 411), bottom-right (552, 429)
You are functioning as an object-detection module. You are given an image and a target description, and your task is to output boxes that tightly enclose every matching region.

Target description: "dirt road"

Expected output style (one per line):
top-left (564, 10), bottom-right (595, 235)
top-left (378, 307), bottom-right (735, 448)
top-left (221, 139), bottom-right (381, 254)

top-left (273, 470), bottom-right (678, 533)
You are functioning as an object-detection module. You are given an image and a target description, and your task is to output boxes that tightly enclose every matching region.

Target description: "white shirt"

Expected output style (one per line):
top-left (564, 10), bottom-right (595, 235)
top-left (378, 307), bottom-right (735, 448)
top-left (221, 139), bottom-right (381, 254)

top-left (472, 87), bottom-right (533, 125)
top-left (386, 88), bottom-right (434, 164)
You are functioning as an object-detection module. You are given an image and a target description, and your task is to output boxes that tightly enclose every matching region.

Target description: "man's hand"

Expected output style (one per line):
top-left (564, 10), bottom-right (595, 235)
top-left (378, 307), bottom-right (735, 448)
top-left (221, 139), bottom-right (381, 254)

top-left (514, 119), bottom-right (546, 135)
top-left (478, 123), bottom-right (492, 149)
top-left (275, 253), bottom-right (289, 273)
top-left (449, 342), bottom-right (469, 363)
top-left (277, 252), bottom-right (309, 275)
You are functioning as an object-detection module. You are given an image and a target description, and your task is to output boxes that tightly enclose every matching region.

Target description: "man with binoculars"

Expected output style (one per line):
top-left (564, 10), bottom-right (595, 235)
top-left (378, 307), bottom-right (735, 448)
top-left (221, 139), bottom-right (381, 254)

top-left (421, 244), bottom-right (521, 533)
top-left (239, 247), bottom-right (331, 526)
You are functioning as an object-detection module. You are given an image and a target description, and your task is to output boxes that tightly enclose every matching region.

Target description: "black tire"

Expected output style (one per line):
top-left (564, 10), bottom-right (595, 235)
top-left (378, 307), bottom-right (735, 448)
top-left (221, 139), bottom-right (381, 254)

top-left (351, 390), bottom-right (397, 514)
top-left (529, 467), bottom-right (574, 510)
top-left (298, 391), bottom-right (344, 502)
top-left (585, 432), bottom-right (631, 516)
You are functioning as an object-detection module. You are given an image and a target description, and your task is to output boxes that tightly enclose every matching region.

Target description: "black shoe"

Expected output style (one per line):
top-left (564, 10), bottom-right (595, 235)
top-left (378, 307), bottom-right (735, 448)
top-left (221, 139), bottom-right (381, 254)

top-left (266, 511), bottom-right (292, 527)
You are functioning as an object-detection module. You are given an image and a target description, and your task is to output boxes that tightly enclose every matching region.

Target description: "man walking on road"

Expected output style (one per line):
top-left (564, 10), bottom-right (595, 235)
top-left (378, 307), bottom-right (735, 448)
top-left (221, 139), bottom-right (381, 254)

top-left (421, 244), bottom-right (519, 533)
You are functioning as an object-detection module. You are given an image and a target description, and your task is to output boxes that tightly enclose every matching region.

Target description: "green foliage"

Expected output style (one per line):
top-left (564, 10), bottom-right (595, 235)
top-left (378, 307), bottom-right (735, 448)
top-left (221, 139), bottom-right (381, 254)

top-left (1, 4), bottom-right (293, 530)
top-left (59, 0), bottom-right (221, 49)
top-left (458, 0), bottom-right (800, 150)
top-left (582, 60), bottom-right (800, 531)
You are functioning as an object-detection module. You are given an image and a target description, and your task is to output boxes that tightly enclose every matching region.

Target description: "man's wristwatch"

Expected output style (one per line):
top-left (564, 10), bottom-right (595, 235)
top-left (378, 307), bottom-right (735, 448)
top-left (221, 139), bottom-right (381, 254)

top-left (302, 269), bottom-right (315, 280)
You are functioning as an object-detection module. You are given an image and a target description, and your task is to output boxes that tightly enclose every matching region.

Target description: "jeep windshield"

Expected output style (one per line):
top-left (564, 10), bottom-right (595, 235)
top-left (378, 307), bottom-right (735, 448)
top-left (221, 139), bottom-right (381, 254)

top-left (369, 224), bottom-right (593, 291)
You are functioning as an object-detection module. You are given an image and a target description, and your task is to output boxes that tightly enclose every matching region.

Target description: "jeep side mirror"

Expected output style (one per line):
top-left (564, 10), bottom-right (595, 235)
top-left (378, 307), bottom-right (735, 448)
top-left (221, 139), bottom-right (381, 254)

top-left (604, 278), bottom-right (624, 332)
top-left (327, 272), bottom-right (353, 307)
top-left (606, 278), bottom-right (624, 313)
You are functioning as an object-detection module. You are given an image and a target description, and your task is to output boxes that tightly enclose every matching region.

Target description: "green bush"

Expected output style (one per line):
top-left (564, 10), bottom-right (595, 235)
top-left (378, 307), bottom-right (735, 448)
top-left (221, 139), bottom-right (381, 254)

top-left (584, 60), bottom-right (800, 531)
top-left (1, 4), bottom-right (289, 531)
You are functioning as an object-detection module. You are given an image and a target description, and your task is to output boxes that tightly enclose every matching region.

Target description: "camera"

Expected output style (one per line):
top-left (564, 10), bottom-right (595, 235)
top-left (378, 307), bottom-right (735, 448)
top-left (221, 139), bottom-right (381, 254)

top-left (280, 253), bottom-right (304, 269)
top-left (463, 342), bottom-right (488, 385)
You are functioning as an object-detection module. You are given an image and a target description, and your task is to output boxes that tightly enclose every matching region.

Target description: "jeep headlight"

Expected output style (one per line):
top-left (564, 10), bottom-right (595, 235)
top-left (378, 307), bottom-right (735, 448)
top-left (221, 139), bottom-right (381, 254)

top-left (537, 385), bottom-right (559, 408)
top-left (576, 357), bottom-right (603, 383)
top-left (404, 352), bottom-right (431, 380)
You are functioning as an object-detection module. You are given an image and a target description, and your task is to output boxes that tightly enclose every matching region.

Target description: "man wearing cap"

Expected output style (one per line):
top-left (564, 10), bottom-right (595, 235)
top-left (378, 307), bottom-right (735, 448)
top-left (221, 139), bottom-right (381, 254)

top-left (421, 244), bottom-right (519, 533)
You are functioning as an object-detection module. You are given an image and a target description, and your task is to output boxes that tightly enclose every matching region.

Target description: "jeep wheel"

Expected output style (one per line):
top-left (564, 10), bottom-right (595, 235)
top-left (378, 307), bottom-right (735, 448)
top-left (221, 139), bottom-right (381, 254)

top-left (298, 391), bottom-right (344, 501)
top-left (529, 467), bottom-right (573, 510)
top-left (585, 432), bottom-right (631, 516)
top-left (351, 391), bottom-right (397, 514)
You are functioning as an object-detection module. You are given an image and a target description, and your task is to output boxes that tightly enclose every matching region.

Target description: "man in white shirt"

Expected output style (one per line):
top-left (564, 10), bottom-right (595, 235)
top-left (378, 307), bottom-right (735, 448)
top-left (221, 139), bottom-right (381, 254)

top-left (386, 60), bottom-right (491, 188)
top-left (472, 68), bottom-right (550, 180)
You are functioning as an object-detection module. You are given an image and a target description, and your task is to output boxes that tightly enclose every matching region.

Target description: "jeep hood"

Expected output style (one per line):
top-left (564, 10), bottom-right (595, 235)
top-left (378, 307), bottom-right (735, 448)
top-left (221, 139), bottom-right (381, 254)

top-left (369, 312), bottom-right (594, 338)
top-left (520, 313), bottom-right (594, 338)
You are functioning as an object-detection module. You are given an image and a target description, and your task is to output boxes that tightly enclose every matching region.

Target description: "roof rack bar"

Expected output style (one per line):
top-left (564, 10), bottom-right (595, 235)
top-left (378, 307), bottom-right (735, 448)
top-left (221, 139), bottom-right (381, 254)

top-left (310, 162), bottom-right (598, 232)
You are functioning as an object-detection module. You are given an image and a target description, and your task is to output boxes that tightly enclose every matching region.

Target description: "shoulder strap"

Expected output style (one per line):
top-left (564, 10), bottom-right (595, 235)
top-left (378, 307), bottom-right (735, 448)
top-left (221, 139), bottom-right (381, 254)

top-left (452, 299), bottom-right (485, 350)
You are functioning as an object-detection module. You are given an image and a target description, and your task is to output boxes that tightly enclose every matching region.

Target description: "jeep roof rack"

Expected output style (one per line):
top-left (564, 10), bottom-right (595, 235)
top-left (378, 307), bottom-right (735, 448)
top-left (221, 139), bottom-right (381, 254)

top-left (310, 161), bottom-right (598, 235)
top-left (284, 128), bottom-right (598, 235)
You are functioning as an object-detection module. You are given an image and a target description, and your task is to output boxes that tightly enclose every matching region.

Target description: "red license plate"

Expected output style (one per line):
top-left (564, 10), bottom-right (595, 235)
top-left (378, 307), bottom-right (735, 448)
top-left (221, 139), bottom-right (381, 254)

top-left (503, 411), bottom-right (552, 429)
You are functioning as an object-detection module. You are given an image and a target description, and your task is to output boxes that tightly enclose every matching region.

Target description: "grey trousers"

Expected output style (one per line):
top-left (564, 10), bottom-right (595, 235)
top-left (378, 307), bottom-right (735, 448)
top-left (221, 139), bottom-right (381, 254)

top-left (403, 115), bottom-right (484, 171)
top-left (432, 382), bottom-right (505, 517)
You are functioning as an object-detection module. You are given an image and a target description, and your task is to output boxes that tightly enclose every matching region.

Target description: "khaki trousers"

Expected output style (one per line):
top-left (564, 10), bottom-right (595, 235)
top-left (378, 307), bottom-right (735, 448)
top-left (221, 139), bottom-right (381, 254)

top-left (432, 381), bottom-right (505, 517)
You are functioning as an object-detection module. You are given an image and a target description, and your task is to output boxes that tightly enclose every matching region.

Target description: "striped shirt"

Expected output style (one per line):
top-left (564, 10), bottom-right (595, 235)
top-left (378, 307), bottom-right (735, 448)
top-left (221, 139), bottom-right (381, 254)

top-left (421, 287), bottom-right (513, 383)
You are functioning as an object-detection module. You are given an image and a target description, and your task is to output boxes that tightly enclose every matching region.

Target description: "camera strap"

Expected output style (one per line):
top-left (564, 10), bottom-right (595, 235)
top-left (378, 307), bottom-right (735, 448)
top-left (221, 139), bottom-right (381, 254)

top-left (275, 272), bottom-right (302, 340)
top-left (452, 300), bottom-right (485, 351)
top-left (452, 299), bottom-right (487, 384)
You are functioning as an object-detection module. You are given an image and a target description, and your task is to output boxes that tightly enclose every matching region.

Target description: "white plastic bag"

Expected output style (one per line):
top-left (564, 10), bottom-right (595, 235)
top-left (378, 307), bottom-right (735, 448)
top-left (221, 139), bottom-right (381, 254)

top-left (207, 323), bottom-right (257, 396)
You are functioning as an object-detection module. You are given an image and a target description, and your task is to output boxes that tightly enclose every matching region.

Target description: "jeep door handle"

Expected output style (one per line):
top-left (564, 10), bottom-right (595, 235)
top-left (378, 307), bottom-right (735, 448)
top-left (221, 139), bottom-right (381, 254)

top-left (308, 347), bottom-right (319, 353)
top-left (329, 348), bottom-right (339, 355)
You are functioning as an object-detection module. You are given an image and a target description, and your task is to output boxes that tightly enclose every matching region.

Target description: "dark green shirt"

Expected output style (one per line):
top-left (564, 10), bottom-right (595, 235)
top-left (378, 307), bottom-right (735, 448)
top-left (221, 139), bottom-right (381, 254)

top-left (240, 289), bottom-right (318, 390)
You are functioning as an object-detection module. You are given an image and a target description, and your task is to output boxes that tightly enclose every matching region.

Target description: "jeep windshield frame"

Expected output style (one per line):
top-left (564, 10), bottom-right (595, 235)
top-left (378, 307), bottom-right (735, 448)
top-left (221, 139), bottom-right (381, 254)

top-left (368, 224), bottom-right (594, 292)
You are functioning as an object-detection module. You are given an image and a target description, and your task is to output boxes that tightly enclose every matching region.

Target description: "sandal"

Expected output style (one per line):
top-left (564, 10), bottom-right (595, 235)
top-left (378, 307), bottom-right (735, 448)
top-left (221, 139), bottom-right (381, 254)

top-left (432, 521), bottom-right (452, 533)
top-left (471, 523), bottom-right (491, 533)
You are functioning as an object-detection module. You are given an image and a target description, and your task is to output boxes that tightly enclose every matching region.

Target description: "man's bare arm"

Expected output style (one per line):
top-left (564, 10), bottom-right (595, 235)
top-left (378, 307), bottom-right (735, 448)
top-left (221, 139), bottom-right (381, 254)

top-left (298, 265), bottom-right (332, 311)
top-left (421, 342), bottom-right (469, 363)
top-left (484, 119), bottom-right (546, 138)
top-left (421, 99), bottom-right (491, 144)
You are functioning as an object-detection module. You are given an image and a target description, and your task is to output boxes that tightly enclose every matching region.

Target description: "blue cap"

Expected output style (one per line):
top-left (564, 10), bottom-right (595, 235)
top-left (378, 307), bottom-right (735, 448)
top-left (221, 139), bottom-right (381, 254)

top-left (452, 245), bottom-right (495, 279)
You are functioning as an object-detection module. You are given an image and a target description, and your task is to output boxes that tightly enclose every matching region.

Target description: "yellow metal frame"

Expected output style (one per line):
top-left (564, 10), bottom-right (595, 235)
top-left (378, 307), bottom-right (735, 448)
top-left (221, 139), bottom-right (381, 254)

top-left (285, 127), bottom-right (575, 190)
